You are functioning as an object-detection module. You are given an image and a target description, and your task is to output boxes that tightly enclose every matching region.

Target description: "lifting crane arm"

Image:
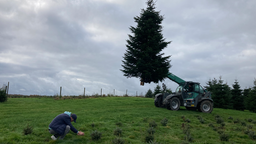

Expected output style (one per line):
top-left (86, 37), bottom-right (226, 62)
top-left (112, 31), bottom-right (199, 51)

top-left (167, 73), bottom-right (186, 85)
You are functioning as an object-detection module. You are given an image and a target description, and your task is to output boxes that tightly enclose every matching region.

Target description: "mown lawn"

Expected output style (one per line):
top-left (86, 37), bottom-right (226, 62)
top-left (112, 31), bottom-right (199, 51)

top-left (0, 97), bottom-right (256, 144)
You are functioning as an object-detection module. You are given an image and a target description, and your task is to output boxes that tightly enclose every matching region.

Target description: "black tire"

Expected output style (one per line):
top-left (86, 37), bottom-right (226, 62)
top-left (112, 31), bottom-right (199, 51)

top-left (154, 99), bottom-right (159, 107)
top-left (154, 96), bottom-right (162, 107)
top-left (167, 97), bottom-right (180, 111)
top-left (200, 100), bottom-right (213, 113)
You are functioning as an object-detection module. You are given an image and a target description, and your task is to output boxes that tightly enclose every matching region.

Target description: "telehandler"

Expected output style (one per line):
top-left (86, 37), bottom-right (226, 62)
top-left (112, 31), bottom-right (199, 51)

top-left (154, 73), bottom-right (213, 113)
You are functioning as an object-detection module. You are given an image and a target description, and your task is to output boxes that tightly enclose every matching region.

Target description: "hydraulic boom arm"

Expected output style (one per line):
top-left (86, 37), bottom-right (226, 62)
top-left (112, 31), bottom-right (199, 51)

top-left (167, 73), bottom-right (186, 85)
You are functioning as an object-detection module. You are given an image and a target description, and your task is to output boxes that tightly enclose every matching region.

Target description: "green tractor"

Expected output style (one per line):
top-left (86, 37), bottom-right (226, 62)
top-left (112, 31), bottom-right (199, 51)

top-left (154, 73), bottom-right (213, 113)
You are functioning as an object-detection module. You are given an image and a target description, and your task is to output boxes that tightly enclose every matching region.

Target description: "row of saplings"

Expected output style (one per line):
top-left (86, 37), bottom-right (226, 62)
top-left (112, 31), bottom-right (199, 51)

top-left (22, 115), bottom-right (256, 143)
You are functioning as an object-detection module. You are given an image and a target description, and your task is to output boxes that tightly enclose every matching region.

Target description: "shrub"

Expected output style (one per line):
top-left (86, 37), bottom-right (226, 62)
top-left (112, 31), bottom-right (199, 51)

top-left (91, 130), bottom-right (102, 141)
top-left (228, 116), bottom-right (233, 120)
top-left (215, 115), bottom-right (220, 119)
top-left (112, 137), bottom-right (125, 144)
top-left (186, 119), bottom-right (191, 123)
top-left (220, 133), bottom-right (229, 141)
top-left (149, 121), bottom-right (157, 128)
top-left (216, 117), bottom-right (224, 124)
top-left (217, 130), bottom-right (224, 134)
top-left (183, 124), bottom-right (193, 142)
top-left (0, 88), bottom-right (7, 102)
top-left (234, 118), bottom-right (240, 124)
top-left (147, 127), bottom-right (155, 135)
top-left (241, 121), bottom-right (246, 126)
top-left (23, 124), bottom-right (33, 135)
top-left (220, 122), bottom-right (225, 127)
top-left (248, 118), bottom-right (253, 122)
top-left (234, 127), bottom-right (242, 131)
top-left (248, 131), bottom-right (256, 140)
top-left (198, 117), bottom-right (204, 124)
top-left (244, 129), bottom-right (250, 134)
top-left (114, 128), bottom-right (122, 136)
top-left (91, 123), bottom-right (95, 128)
top-left (181, 115), bottom-right (185, 119)
top-left (116, 122), bottom-right (122, 127)
top-left (161, 118), bottom-right (168, 126)
top-left (208, 123), bottom-right (214, 127)
top-left (247, 125), bottom-right (253, 129)
top-left (145, 134), bottom-right (154, 143)
top-left (253, 121), bottom-right (256, 124)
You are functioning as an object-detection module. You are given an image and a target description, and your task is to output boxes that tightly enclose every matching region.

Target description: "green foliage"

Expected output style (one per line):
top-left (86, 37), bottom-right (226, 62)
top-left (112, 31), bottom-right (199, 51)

top-left (219, 133), bottom-right (229, 141)
top-left (149, 121), bottom-right (157, 128)
top-left (234, 118), bottom-right (240, 124)
top-left (23, 124), bottom-right (33, 135)
top-left (231, 80), bottom-right (245, 111)
top-left (205, 77), bottom-right (232, 109)
top-left (112, 137), bottom-right (125, 144)
top-left (121, 0), bottom-right (171, 83)
top-left (208, 123), bottom-right (214, 127)
top-left (91, 130), bottom-right (102, 141)
top-left (145, 89), bottom-right (154, 98)
top-left (0, 87), bottom-right (7, 102)
top-left (153, 85), bottom-right (162, 96)
top-left (146, 140), bottom-right (161, 144)
top-left (241, 121), bottom-right (247, 126)
top-left (182, 124), bottom-right (193, 142)
top-left (160, 118), bottom-right (168, 126)
top-left (248, 118), bottom-right (253, 122)
top-left (244, 80), bottom-right (256, 112)
top-left (147, 127), bottom-right (155, 135)
top-left (116, 122), bottom-right (122, 127)
top-left (228, 116), bottom-right (233, 120)
top-left (113, 128), bottom-right (122, 136)
top-left (2, 97), bottom-right (256, 143)
top-left (216, 117), bottom-right (224, 124)
top-left (247, 125), bottom-right (253, 129)
top-left (248, 131), bottom-right (256, 140)
top-left (145, 134), bottom-right (154, 143)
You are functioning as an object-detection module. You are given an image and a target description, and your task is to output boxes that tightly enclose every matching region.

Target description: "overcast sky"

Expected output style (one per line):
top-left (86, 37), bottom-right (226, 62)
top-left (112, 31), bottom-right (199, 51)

top-left (0, 0), bottom-right (255, 96)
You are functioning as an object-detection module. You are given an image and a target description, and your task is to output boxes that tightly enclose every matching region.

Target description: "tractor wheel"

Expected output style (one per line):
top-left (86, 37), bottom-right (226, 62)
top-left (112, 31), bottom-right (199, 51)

top-left (167, 97), bottom-right (180, 111)
top-left (154, 99), bottom-right (159, 107)
top-left (200, 100), bottom-right (213, 113)
top-left (154, 96), bottom-right (162, 107)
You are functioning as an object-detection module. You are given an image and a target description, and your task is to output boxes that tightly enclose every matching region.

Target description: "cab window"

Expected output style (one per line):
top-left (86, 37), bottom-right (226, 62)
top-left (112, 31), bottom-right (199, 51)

top-left (194, 84), bottom-right (200, 92)
top-left (199, 85), bottom-right (205, 94)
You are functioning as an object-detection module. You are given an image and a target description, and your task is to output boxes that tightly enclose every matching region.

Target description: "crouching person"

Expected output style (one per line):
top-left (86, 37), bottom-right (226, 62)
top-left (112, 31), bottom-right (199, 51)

top-left (48, 111), bottom-right (84, 140)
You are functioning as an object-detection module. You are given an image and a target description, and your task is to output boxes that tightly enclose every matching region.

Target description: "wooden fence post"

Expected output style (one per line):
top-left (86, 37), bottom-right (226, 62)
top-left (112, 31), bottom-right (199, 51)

top-left (60, 86), bottom-right (62, 97)
top-left (7, 82), bottom-right (9, 95)
top-left (84, 87), bottom-right (85, 96)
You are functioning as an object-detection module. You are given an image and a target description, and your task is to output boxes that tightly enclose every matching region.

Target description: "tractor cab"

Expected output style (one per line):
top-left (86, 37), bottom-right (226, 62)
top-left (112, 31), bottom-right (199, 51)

top-left (182, 82), bottom-right (206, 100)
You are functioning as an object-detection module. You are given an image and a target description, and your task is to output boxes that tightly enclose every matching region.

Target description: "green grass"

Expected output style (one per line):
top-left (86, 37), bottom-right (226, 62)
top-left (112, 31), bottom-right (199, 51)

top-left (1, 97), bottom-right (256, 144)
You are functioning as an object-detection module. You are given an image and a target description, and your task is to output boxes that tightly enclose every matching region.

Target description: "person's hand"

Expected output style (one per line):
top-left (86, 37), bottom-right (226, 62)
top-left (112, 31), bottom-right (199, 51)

top-left (77, 131), bottom-right (84, 136)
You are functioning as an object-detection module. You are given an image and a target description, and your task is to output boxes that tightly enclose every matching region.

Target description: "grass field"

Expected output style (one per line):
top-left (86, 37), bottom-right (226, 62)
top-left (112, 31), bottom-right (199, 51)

top-left (0, 97), bottom-right (256, 144)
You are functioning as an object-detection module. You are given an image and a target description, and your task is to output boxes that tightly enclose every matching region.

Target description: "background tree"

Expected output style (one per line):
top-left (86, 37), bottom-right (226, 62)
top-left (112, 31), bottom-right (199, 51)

top-left (121, 0), bottom-right (171, 84)
top-left (153, 84), bottom-right (162, 97)
top-left (205, 77), bottom-right (232, 109)
top-left (0, 84), bottom-right (7, 102)
top-left (245, 80), bottom-right (256, 112)
top-left (231, 80), bottom-right (244, 111)
top-left (145, 89), bottom-right (154, 98)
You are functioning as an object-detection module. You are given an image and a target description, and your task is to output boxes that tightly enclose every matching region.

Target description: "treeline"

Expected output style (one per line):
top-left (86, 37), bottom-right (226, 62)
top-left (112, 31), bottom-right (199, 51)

top-left (205, 77), bottom-right (256, 113)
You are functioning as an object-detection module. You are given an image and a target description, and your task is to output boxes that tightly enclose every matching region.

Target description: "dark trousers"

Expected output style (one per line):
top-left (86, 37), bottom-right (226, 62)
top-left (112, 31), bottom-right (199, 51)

top-left (49, 125), bottom-right (70, 140)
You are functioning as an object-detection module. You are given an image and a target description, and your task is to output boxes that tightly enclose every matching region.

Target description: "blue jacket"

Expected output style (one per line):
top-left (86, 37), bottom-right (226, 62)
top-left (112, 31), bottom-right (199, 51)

top-left (49, 113), bottom-right (78, 135)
